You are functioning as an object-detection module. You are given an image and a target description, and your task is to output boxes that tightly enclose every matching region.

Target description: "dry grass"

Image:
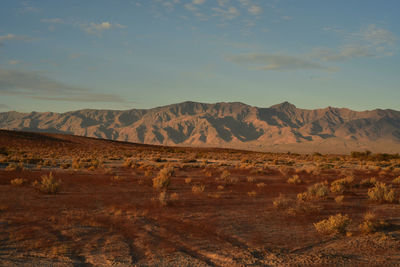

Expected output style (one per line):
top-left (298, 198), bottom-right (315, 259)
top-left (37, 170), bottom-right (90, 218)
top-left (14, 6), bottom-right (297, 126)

top-left (367, 182), bottom-right (397, 203)
top-left (153, 166), bottom-right (174, 190)
top-left (192, 184), bottom-right (205, 193)
top-left (32, 172), bottom-right (61, 194)
top-left (314, 214), bottom-right (351, 236)
top-left (330, 176), bottom-right (354, 193)
top-left (286, 174), bottom-right (302, 184)
top-left (10, 177), bottom-right (26, 186)
top-left (359, 212), bottom-right (389, 234)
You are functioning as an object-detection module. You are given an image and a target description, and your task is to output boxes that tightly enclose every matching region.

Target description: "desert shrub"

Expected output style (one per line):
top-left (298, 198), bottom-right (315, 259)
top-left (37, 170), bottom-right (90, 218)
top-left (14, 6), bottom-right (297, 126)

top-left (287, 174), bottom-right (302, 184)
top-left (5, 163), bottom-right (20, 171)
top-left (10, 178), bottom-right (26, 186)
top-left (217, 185), bottom-right (224, 190)
top-left (367, 182), bottom-right (397, 203)
top-left (314, 214), bottom-right (351, 236)
top-left (392, 176), bottom-right (400, 184)
top-left (60, 162), bottom-right (71, 169)
top-left (185, 178), bottom-right (192, 184)
top-left (144, 170), bottom-right (152, 177)
top-left (247, 176), bottom-right (256, 183)
top-left (299, 182), bottom-right (329, 201)
top-left (72, 158), bottom-right (80, 169)
top-left (278, 166), bottom-right (291, 177)
top-left (330, 176), bottom-right (354, 193)
top-left (192, 184), bottom-right (205, 193)
top-left (170, 192), bottom-right (179, 201)
top-left (247, 191), bottom-right (257, 197)
top-left (153, 166), bottom-right (174, 190)
top-left (273, 194), bottom-right (321, 215)
top-left (273, 194), bottom-right (295, 210)
top-left (220, 169), bottom-right (230, 180)
top-left (360, 177), bottom-right (377, 187)
top-left (33, 172), bottom-right (61, 194)
top-left (256, 182), bottom-right (266, 188)
top-left (111, 175), bottom-right (125, 182)
top-left (218, 170), bottom-right (238, 185)
top-left (335, 195), bottom-right (344, 205)
top-left (359, 212), bottom-right (389, 234)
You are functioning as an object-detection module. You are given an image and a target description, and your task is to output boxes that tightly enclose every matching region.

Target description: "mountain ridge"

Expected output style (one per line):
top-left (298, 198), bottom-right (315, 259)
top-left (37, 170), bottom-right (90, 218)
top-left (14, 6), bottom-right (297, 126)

top-left (1, 101), bottom-right (399, 154)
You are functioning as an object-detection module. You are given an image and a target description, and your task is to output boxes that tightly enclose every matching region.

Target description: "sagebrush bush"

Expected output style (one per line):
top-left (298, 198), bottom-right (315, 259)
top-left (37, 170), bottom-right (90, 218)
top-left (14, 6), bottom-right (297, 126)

top-left (247, 191), bottom-right (257, 197)
top-left (330, 176), bottom-right (354, 193)
top-left (360, 177), bottom-right (377, 187)
top-left (314, 213), bottom-right (351, 236)
top-left (218, 170), bottom-right (238, 185)
top-left (192, 184), bottom-right (205, 193)
top-left (358, 212), bottom-right (389, 234)
top-left (335, 195), bottom-right (344, 205)
top-left (10, 178), bottom-right (26, 186)
top-left (273, 194), bottom-right (321, 215)
top-left (298, 182), bottom-right (329, 201)
top-left (153, 166), bottom-right (174, 190)
top-left (392, 176), bottom-right (400, 184)
top-left (33, 172), bottom-right (61, 194)
top-left (287, 174), bottom-right (302, 184)
top-left (367, 182), bottom-right (397, 203)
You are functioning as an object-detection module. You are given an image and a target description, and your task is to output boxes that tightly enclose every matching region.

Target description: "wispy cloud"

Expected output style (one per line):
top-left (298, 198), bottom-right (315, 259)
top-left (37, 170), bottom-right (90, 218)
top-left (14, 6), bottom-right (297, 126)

top-left (322, 24), bottom-right (397, 60)
top-left (309, 45), bottom-right (374, 62)
top-left (81, 21), bottom-right (126, 37)
top-left (41, 18), bottom-right (64, 24)
top-left (248, 5), bottom-right (262, 15)
top-left (0, 34), bottom-right (31, 44)
top-left (19, 1), bottom-right (41, 13)
top-left (0, 68), bottom-right (125, 103)
top-left (226, 53), bottom-right (337, 72)
top-left (8, 60), bottom-right (21, 65)
top-left (212, 6), bottom-right (240, 20)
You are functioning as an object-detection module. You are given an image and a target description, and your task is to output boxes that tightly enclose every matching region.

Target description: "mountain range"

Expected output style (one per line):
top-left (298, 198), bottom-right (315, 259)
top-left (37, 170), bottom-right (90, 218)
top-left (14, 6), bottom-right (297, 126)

top-left (1, 101), bottom-right (399, 154)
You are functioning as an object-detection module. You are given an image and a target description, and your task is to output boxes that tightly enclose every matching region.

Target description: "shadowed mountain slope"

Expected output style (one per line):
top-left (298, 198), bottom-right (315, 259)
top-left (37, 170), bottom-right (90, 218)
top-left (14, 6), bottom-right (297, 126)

top-left (1, 101), bottom-right (399, 153)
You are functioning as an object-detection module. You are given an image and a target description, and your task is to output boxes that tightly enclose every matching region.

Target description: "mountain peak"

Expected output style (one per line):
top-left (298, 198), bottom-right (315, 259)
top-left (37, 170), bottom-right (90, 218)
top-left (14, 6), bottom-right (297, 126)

top-left (271, 101), bottom-right (297, 110)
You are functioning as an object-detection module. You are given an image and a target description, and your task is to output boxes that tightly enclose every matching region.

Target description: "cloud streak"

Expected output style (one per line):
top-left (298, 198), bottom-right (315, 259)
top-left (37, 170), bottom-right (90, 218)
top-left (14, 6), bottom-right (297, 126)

top-left (0, 68), bottom-right (125, 103)
top-left (226, 54), bottom-right (337, 71)
top-left (0, 34), bottom-right (31, 44)
top-left (80, 21), bottom-right (126, 37)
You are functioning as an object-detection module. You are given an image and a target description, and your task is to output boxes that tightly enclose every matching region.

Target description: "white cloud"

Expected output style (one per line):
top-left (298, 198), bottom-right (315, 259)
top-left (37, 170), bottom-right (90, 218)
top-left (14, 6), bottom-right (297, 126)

top-left (359, 24), bottom-right (396, 46)
top-left (226, 54), bottom-right (336, 72)
top-left (322, 24), bottom-right (397, 60)
top-left (81, 21), bottom-right (126, 37)
top-left (184, 3), bottom-right (198, 11)
top-left (19, 1), bottom-right (40, 13)
top-left (248, 5), bottom-right (262, 15)
top-left (212, 6), bottom-right (239, 20)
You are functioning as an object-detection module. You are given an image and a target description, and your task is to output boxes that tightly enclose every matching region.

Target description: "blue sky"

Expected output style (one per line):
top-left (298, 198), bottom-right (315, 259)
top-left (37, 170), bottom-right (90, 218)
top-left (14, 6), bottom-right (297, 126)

top-left (0, 0), bottom-right (399, 112)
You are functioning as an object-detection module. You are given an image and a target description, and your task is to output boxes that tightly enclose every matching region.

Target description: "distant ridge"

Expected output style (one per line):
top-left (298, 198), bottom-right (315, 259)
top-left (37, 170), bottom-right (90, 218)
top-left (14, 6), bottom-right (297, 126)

top-left (1, 101), bottom-right (399, 154)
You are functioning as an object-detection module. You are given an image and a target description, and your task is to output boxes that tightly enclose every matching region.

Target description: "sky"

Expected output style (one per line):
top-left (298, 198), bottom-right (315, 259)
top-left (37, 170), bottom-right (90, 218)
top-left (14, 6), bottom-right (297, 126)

top-left (0, 0), bottom-right (399, 112)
